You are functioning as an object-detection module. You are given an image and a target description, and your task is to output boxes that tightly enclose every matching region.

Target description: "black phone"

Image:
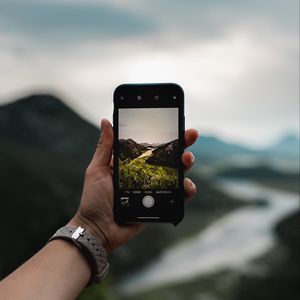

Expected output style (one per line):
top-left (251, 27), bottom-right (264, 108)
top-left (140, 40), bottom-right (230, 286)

top-left (113, 83), bottom-right (185, 225)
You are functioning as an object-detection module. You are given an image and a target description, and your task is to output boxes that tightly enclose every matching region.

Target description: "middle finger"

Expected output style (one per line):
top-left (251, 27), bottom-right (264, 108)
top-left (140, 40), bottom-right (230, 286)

top-left (182, 151), bottom-right (195, 172)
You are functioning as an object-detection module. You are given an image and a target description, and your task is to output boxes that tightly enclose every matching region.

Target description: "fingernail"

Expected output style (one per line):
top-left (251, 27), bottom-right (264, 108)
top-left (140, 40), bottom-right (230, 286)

top-left (101, 119), bottom-right (106, 136)
top-left (188, 179), bottom-right (196, 190)
top-left (190, 153), bottom-right (195, 163)
top-left (97, 120), bottom-right (104, 146)
top-left (100, 119), bottom-right (104, 131)
top-left (190, 181), bottom-right (196, 190)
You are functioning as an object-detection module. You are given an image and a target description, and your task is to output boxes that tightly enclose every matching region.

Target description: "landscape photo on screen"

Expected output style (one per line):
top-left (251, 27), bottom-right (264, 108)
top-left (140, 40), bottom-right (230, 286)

top-left (118, 108), bottom-right (179, 190)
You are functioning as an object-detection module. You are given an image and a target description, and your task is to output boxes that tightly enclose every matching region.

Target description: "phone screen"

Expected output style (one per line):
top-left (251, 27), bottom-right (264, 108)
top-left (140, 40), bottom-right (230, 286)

top-left (118, 107), bottom-right (179, 210)
top-left (118, 108), bottom-right (179, 194)
top-left (113, 84), bottom-right (184, 224)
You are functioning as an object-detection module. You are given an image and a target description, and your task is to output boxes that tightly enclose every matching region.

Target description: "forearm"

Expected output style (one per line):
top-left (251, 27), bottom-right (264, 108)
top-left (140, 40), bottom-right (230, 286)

top-left (0, 240), bottom-right (91, 300)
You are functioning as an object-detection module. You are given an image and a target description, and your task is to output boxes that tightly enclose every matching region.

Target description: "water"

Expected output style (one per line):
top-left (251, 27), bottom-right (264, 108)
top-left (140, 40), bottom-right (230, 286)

top-left (118, 179), bottom-right (299, 295)
top-left (138, 149), bottom-right (153, 158)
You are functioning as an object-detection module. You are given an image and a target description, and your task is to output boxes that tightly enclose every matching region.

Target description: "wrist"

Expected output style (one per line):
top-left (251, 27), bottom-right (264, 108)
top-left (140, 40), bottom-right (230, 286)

top-left (67, 213), bottom-right (111, 255)
top-left (48, 224), bottom-right (110, 284)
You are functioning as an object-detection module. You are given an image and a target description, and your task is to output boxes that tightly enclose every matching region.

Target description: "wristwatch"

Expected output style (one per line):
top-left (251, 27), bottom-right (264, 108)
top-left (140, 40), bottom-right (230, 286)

top-left (48, 226), bottom-right (109, 285)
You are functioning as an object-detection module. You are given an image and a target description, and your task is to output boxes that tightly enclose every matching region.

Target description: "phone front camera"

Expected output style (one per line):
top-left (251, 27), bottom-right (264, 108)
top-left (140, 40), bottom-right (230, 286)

top-left (154, 95), bottom-right (159, 100)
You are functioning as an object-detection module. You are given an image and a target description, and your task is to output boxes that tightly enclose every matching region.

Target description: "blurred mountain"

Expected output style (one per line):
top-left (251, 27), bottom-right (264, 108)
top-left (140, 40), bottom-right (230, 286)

top-left (0, 94), bottom-right (99, 161)
top-left (190, 133), bottom-right (299, 173)
top-left (0, 94), bottom-right (99, 277)
top-left (263, 134), bottom-right (299, 158)
top-left (190, 135), bottom-right (254, 159)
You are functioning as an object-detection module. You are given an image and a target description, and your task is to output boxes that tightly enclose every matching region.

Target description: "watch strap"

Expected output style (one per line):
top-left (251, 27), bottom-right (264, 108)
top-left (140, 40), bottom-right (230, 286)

top-left (48, 226), bottom-right (109, 285)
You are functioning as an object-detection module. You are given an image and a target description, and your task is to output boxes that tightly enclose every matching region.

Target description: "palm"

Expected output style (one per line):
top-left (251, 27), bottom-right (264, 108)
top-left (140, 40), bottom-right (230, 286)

top-left (79, 165), bottom-right (144, 252)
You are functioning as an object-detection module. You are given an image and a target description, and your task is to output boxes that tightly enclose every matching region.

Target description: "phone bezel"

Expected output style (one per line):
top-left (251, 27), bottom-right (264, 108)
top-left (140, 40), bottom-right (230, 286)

top-left (113, 83), bottom-right (185, 225)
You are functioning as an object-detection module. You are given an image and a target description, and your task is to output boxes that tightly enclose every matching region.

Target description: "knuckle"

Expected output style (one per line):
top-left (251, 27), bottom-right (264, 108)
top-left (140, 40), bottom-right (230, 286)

top-left (85, 165), bottom-right (94, 177)
top-left (85, 164), bottom-right (107, 181)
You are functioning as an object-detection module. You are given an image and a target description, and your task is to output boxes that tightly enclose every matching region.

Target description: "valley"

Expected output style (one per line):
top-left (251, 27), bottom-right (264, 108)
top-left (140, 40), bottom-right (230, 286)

top-left (118, 138), bottom-right (179, 189)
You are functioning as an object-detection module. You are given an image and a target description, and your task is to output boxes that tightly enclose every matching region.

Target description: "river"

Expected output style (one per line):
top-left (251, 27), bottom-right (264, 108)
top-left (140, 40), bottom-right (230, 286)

top-left (138, 149), bottom-right (153, 158)
top-left (117, 179), bottom-right (299, 295)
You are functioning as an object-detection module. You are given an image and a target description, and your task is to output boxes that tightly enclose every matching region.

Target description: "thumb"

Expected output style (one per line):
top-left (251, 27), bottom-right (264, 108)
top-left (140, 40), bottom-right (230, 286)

top-left (90, 119), bottom-right (114, 167)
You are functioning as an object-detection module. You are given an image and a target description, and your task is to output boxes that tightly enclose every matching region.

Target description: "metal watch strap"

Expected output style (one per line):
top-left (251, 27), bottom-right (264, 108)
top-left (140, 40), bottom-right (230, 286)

top-left (48, 226), bottom-right (109, 284)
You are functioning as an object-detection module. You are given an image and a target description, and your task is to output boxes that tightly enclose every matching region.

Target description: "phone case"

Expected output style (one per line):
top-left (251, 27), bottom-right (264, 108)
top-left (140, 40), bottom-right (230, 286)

top-left (113, 83), bottom-right (185, 226)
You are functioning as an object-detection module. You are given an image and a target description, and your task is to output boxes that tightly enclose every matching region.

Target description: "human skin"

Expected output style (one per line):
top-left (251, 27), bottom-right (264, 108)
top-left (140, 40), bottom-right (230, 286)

top-left (0, 119), bottom-right (198, 300)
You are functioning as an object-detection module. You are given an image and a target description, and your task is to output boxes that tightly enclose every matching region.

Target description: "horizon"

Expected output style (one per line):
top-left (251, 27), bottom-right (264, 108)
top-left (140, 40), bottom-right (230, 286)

top-left (0, 93), bottom-right (299, 151)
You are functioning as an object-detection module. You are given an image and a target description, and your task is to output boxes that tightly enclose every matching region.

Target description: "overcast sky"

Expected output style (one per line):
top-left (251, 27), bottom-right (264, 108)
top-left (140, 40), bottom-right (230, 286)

top-left (119, 108), bottom-right (178, 144)
top-left (0, 0), bottom-right (298, 148)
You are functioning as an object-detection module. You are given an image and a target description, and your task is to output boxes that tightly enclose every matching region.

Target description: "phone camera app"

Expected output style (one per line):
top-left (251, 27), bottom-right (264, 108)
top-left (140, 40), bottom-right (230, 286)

top-left (118, 108), bottom-right (178, 191)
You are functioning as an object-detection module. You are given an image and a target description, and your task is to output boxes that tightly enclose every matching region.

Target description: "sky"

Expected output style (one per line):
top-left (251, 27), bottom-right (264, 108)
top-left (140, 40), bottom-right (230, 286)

top-left (0, 0), bottom-right (298, 148)
top-left (119, 108), bottom-right (178, 144)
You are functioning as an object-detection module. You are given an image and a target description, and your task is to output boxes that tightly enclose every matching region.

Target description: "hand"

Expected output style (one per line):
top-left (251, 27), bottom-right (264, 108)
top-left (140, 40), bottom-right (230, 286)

top-left (68, 119), bottom-right (198, 254)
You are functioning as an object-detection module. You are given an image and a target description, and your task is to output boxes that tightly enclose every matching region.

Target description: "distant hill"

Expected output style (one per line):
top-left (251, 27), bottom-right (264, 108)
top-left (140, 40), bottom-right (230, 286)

top-left (190, 134), bottom-right (299, 173)
top-left (146, 139), bottom-right (178, 168)
top-left (140, 142), bottom-right (162, 148)
top-left (0, 94), bottom-right (98, 161)
top-left (0, 94), bottom-right (99, 277)
top-left (263, 134), bottom-right (299, 158)
top-left (190, 135), bottom-right (254, 160)
top-left (119, 138), bottom-right (148, 160)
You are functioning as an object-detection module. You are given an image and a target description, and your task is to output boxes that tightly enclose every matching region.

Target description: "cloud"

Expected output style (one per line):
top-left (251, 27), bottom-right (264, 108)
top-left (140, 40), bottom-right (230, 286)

top-left (0, 1), bottom-right (155, 43)
top-left (0, 0), bottom-right (298, 147)
top-left (1, 0), bottom-right (297, 46)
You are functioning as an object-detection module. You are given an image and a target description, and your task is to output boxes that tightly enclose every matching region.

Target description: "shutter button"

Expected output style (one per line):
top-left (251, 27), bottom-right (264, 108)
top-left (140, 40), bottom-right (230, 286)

top-left (142, 196), bottom-right (155, 208)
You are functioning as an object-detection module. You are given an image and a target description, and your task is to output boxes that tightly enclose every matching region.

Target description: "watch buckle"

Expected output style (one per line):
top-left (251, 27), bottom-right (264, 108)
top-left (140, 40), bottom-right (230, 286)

top-left (72, 226), bottom-right (85, 240)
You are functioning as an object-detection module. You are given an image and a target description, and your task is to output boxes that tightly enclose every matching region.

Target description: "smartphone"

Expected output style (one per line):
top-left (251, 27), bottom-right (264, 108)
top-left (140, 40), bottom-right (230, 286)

top-left (113, 83), bottom-right (185, 225)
